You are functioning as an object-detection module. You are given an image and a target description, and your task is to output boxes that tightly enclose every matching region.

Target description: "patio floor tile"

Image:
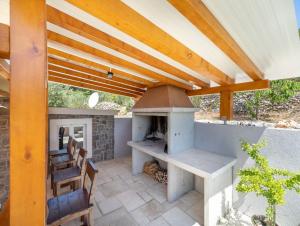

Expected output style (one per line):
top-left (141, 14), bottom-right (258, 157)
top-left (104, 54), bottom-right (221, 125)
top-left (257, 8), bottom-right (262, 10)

top-left (95, 207), bottom-right (138, 226)
top-left (99, 179), bottom-right (129, 197)
top-left (98, 197), bottom-right (122, 215)
top-left (162, 207), bottom-right (199, 226)
top-left (147, 216), bottom-right (170, 226)
top-left (117, 190), bottom-right (146, 211)
top-left (137, 190), bottom-right (153, 202)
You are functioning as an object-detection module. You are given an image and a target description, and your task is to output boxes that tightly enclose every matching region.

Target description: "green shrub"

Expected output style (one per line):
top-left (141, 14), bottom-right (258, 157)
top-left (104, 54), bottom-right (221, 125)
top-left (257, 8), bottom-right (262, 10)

top-left (236, 140), bottom-right (300, 226)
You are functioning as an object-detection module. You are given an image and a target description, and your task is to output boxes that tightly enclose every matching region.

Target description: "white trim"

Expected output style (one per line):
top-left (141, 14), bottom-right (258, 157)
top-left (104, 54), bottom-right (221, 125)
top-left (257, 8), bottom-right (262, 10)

top-left (49, 107), bottom-right (119, 116)
top-left (49, 118), bottom-right (93, 158)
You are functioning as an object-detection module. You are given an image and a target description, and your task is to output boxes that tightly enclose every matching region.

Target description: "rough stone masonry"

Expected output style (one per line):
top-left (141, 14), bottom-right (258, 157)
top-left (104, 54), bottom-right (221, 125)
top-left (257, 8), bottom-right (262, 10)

top-left (0, 97), bottom-right (9, 206)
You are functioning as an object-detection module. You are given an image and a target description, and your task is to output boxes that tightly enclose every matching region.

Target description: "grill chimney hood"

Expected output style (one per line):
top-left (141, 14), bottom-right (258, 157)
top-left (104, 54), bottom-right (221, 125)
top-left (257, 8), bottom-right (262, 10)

top-left (132, 85), bottom-right (198, 113)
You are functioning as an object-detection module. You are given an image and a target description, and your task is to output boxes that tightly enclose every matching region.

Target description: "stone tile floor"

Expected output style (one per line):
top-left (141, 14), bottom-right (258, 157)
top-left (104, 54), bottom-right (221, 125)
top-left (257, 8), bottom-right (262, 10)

top-left (47, 157), bottom-right (204, 226)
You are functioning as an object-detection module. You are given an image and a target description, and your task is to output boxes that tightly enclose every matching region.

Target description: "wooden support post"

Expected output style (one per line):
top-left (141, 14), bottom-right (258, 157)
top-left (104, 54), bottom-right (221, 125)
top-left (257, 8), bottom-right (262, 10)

top-left (10, 1), bottom-right (47, 225)
top-left (220, 91), bottom-right (233, 120)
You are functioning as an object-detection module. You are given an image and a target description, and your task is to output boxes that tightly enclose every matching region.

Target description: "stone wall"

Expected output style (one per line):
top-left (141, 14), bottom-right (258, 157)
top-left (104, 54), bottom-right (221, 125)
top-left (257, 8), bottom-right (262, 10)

top-left (48, 114), bottom-right (114, 162)
top-left (0, 98), bottom-right (9, 206)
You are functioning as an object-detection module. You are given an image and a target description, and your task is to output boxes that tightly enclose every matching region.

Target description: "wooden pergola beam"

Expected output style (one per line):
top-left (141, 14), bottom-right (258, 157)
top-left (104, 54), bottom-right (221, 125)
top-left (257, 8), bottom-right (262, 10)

top-left (48, 47), bottom-right (154, 87)
top-left (0, 23), bottom-right (9, 59)
top-left (169, 0), bottom-right (263, 81)
top-left (48, 75), bottom-right (139, 98)
top-left (187, 80), bottom-right (270, 96)
top-left (48, 57), bottom-right (146, 90)
top-left (47, 5), bottom-right (209, 88)
top-left (10, 0), bottom-right (47, 225)
top-left (66, 0), bottom-right (234, 85)
top-left (220, 90), bottom-right (233, 120)
top-left (48, 31), bottom-right (192, 90)
top-left (48, 68), bottom-right (144, 96)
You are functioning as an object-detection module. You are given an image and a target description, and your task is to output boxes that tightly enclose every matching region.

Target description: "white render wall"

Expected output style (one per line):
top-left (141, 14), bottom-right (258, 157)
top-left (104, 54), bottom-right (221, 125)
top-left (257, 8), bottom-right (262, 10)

top-left (116, 118), bottom-right (300, 225)
top-left (194, 122), bottom-right (300, 226)
top-left (114, 118), bottom-right (132, 158)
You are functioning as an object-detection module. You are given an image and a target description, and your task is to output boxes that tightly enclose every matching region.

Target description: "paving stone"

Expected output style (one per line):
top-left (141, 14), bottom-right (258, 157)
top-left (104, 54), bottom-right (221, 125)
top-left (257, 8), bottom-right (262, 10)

top-left (117, 190), bottom-right (146, 212)
top-left (162, 207), bottom-right (197, 226)
top-left (131, 207), bottom-right (150, 225)
top-left (93, 204), bottom-right (102, 220)
top-left (98, 197), bottom-right (122, 215)
top-left (99, 179), bottom-right (129, 197)
top-left (95, 207), bottom-right (138, 226)
top-left (186, 202), bottom-right (204, 225)
top-left (146, 183), bottom-right (167, 203)
top-left (96, 175), bottom-right (113, 185)
top-left (134, 199), bottom-right (165, 221)
top-left (137, 191), bottom-right (153, 202)
top-left (147, 217), bottom-right (170, 226)
top-left (94, 190), bottom-right (106, 203)
top-left (178, 190), bottom-right (203, 211)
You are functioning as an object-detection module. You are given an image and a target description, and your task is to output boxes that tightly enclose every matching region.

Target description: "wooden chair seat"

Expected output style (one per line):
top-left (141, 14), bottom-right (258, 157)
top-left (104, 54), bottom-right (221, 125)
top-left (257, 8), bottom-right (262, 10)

top-left (52, 166), bottom-right (81, 184)
top-left (47, 188), bottom-right (91, 225)
top-left (49, 148), bottom-right (68, 157)
top-left (51, 154), bottom-right (74, 166)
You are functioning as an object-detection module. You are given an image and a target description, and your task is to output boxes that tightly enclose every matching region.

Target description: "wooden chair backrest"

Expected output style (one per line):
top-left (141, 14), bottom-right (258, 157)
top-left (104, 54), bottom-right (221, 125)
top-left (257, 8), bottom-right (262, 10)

top-left (67, 139), bottom-right (77, 156)
top-left (83, 159), bottom-right (98, 203)
top-left (76, 148), bottom-right (87, 173)
top-left (66, 136), bottom-right (73, 154)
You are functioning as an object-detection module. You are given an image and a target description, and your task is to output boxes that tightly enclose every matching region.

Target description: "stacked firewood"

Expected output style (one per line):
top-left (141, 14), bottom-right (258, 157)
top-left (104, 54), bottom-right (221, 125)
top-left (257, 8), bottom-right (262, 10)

top-left (155, 169), bottom-right (167, 184)
top-left (143, 160), bottom-right (167, 184)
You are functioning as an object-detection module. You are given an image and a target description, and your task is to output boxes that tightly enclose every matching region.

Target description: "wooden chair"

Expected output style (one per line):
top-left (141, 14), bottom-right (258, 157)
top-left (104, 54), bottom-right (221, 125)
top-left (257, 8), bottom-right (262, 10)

top-left (49, 136), bottom-right (72, 157)
top-left (48, 136), bottom-right (73, 176)
top-left (50, 139), bottom-right (78, 172)
top-left (47, 159), bottom-right (98, 226)
top-left (52, 148), bottom-right (87, 196)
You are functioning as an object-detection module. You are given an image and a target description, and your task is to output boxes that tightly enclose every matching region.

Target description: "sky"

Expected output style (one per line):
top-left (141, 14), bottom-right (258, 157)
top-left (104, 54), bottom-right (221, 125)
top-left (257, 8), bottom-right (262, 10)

top-left (296, 0), bottom-right (300, 28)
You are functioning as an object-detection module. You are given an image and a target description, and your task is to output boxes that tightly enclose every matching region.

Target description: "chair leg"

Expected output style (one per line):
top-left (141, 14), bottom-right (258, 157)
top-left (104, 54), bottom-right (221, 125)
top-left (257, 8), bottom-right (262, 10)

top-left (88, 209), bottom-right (93, 226)
top-left (53, 183), bottom-right (57, 196)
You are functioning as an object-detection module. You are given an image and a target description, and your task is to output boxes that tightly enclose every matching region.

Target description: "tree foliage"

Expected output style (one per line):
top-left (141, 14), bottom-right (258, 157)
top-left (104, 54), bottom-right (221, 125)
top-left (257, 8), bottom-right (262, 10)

top-left (48, 83), bottom-right (134, 111)
top-left (236, 140), bottom-right (300, 225)
top-left (244, 79), bottom-right (300, 120)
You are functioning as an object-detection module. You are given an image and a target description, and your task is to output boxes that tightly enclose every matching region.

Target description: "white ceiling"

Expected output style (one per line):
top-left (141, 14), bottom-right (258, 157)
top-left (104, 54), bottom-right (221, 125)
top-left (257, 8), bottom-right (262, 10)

top-left (1, 0), bottom-right (300, 89)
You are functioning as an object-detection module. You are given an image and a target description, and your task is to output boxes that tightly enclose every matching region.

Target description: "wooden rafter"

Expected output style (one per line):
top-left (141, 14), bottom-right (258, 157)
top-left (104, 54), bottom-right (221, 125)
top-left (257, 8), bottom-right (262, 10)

top-left (48, 75), bottom-right (139, 98)
top-left (0, 59), bottom-right (10, 80)
top-left (49, 72), bottom-right (142, 96)
top-left (48, 57), bottom-right (146, 90)
top-left (0, 23), bottom-right (9, 59)
top-left (187, 80), bottom-right (270, 96)
top-left (47, 31), bottom-right (192, 90)
top-left (48, 66), bottom-right (145, 96)
top-left (65, 0), bottom-right (234, 85)
top-left (169, 0), bottom-right (263, 81)
top-left (48, 47), bottom-right (154, 87)
top-left (47, 5), bottom-right (209, 88)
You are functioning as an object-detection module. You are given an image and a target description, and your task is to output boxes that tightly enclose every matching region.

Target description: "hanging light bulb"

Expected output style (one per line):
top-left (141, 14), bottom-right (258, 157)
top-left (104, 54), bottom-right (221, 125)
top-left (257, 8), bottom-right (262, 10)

top-left (107, 68), bottom-right (113, 79)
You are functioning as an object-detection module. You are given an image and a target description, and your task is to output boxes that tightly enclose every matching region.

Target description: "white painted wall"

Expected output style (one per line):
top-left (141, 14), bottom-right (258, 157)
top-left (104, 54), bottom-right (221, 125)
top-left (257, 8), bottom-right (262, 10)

top-left (114, 118), bottom-right (132, 158)
top-left (194, 122), bottom-right (300, 226)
